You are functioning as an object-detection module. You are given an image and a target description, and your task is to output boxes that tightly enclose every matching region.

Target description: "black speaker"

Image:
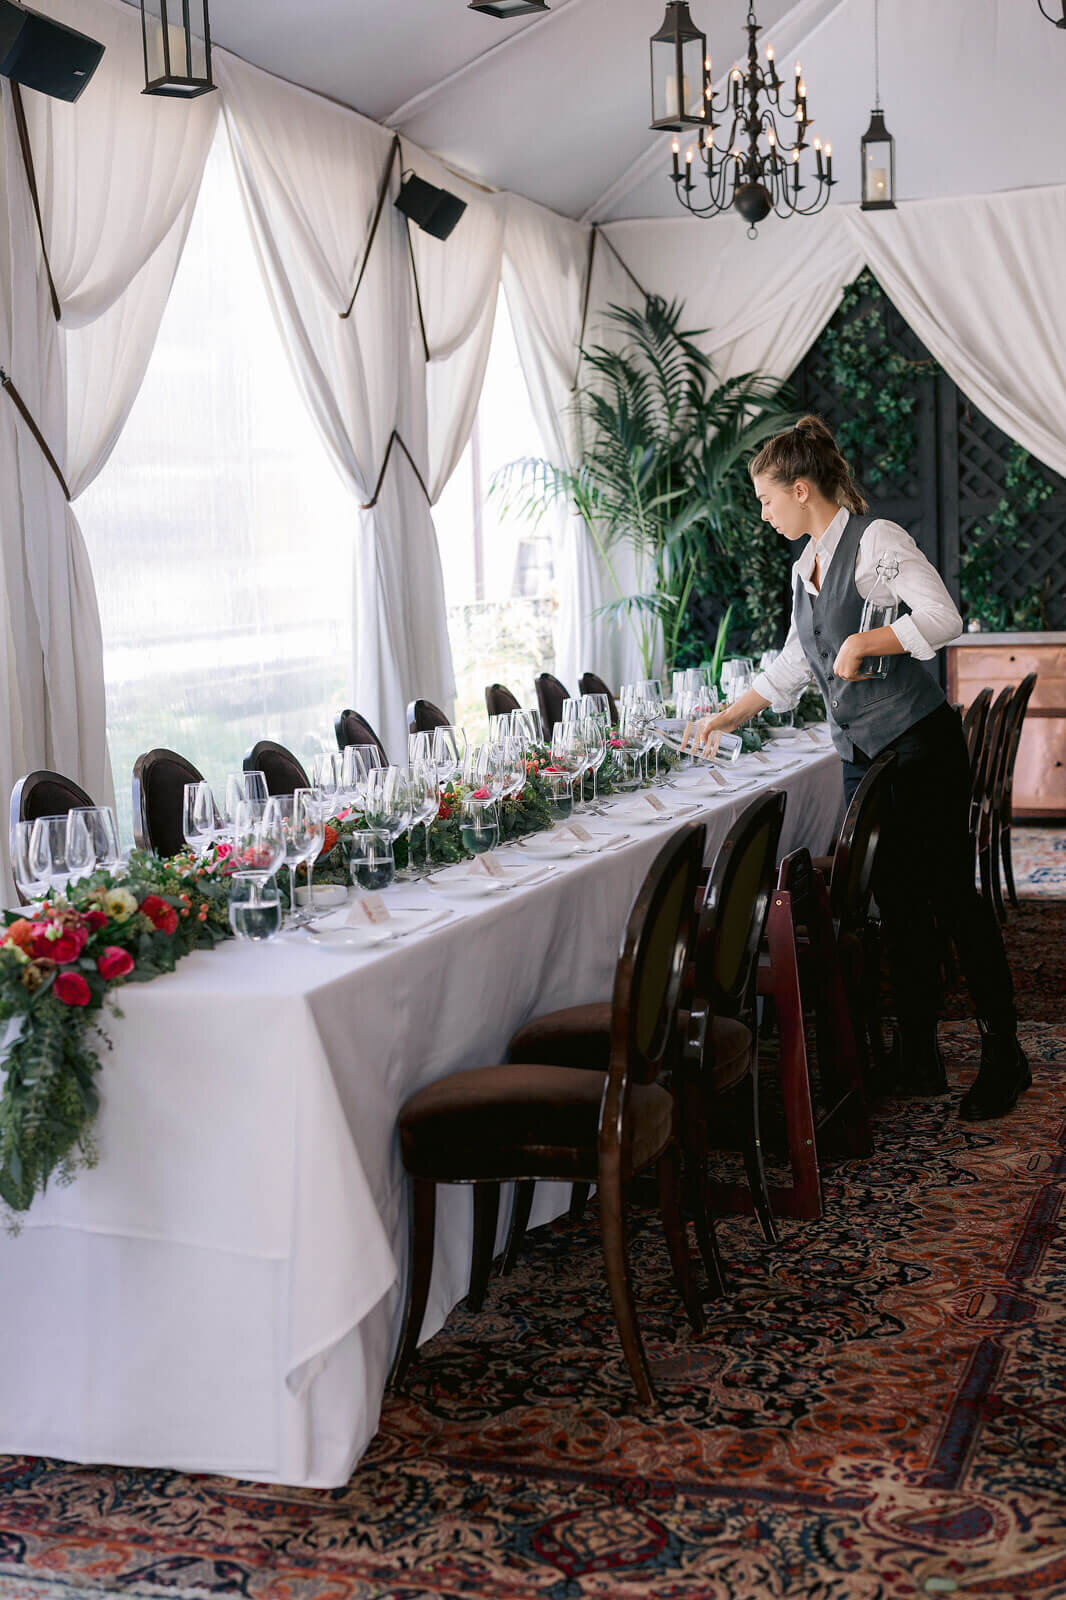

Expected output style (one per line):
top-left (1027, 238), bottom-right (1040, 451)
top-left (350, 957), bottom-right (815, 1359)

top-left (0, 1), bottom-right (105, 103)
top-left (394, 172), bottom-right (467, 242)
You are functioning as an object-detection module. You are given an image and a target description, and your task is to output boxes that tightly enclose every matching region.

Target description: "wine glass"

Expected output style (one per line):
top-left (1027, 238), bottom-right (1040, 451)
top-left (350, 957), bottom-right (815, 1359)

top-left (339, 745), bottom-right (373, 811)
top-left (431, 726), bottom-right (468, 787)
top-left (182, 782), bottom-right (219, 859)
top-left (29, 813), bottom-right (95, 893)
top-left (405, 760), bottom-right (440, 876)
top-left (408, 731), bottom-right (435, 765)
top-left (364, 766), bottom-right (412, 844)
top-left (75, 806), bottom-right (123, 875)
top-left (225, 771), bottom-right (268, 836)
top-left (10, 820), bottom-right (49, 903)
top-left (311, 751), bottom-right (341, 805)
top-left (510, 708), bottom-right (543, 750)
top-left (460, 794), bottom-right (499, 856)
top-left (272, 790), bottom-right (325, 926)
top-left (349, 829), bottom-right (396, 891)
top-left (581, 715), bottom-right (608, 810)
top-left (550, 721), bottom-right (587, 811)
top-left (579, 692), bottom-right (611, 726)
top-left (228, 873), bottom-right (283, 942)
top-left (232, 798), bottom-right (285, 885)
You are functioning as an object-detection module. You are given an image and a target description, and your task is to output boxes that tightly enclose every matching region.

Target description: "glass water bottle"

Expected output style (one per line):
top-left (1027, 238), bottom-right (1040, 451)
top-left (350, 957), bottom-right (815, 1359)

top-left (859, 556), bottom-right (900, 678)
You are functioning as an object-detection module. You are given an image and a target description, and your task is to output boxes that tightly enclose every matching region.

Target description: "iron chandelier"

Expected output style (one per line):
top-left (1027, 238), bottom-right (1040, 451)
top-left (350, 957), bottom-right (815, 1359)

top-left (651, 1), bottom-right (835, 236)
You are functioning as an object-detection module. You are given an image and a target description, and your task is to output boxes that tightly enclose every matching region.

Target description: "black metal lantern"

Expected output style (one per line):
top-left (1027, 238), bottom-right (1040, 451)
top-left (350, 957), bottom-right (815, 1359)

top-left (650, 2), bottom-right (709, 132)
top-left (468, 0), bottom-right (549, 15)
top-left (140, 0), bottom-right (215, 97)
top-left (861, 109), bottom-right (895, 209)
top-left (1037, 0), bottom-right (1066, 23)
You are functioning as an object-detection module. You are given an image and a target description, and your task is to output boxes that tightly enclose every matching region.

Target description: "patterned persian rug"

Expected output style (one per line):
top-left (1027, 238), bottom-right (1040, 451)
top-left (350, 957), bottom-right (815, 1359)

top-left (1010, 827), bottom-right (1066, 899)
top-left (0, 919), bottom-right (1064, 1599)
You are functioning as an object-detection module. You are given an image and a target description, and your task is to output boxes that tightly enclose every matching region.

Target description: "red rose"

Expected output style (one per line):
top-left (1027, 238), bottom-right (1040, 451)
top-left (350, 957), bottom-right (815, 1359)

top-left (85, 910), bottom-right (108, 931)
top-left (319, 824), bottom-right (339, 858)
top-left (48, 933), bottom-right (83, 965)
top-left (97, 946), bottom-right (135, 981)
top-left (53, 971), bottom-right (91, 1007)
top-left (471, 788), bottom-right (491, 801)
top-left (140, 895), bottom-right (179, 936)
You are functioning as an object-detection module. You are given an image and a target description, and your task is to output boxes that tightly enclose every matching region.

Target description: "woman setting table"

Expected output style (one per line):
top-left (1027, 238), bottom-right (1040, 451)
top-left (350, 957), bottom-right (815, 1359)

top-left (686, 415), bottom-right (1028, 1122)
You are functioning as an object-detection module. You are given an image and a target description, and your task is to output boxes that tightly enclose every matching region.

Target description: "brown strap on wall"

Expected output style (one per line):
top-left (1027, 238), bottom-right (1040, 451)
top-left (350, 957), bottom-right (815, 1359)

top-left (341, 135), bottom-right (402, 321)
top-left (0, 367), bottom-right (71, 500)
top-left (570, 226), bottom-right (651, 392)
top-left (360, 428), bottom-right (431, 510)
top-left (10, 84), bottom-right (61, 324)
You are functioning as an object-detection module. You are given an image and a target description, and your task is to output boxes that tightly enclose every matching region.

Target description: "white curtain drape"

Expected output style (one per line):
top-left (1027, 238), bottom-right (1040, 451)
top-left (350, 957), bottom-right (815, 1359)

top-left (218, 55), bottom-right (509, 756)
top-left (0, 0), bottom-right (217, 897)
top-left (503, 198), bottom-right (649, 696)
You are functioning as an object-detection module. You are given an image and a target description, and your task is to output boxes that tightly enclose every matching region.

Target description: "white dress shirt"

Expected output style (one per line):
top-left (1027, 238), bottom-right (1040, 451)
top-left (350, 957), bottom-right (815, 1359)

top-left (751, 508), bottom-right (963, 712)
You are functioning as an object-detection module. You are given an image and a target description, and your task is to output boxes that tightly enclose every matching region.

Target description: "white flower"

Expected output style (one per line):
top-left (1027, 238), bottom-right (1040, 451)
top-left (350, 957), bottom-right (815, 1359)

top-left (104, 888), bottom-right (138, 924)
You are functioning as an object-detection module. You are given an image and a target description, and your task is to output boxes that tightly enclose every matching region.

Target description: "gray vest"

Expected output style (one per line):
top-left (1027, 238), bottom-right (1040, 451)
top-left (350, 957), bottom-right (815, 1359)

top-left (794, 513), bottom-right (945, 761)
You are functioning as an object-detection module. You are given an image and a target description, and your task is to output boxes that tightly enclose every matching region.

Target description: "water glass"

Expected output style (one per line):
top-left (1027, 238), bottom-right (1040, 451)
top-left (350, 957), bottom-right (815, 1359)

top-left (349, 829), bottom-right (395, 892)
top-left (613, 746), bottom-right (644, 791)
top-left (10, 820), bottom-right (48, 902)
top-left (182, 782), bottom-right (219, 858)
top-left (228, 872), bottom-right (283, 942)
top-left (460, 795), bottom-right (500, 856)
top-left (76, 806), bottom-right (123, 874)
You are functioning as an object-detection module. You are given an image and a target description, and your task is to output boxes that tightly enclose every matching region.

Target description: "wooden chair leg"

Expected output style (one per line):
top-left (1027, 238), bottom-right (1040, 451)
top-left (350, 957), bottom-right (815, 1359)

top-left (467, 1182), bottom-right (500, 1311)
top-left (597, 1167), bottom-right (657, 1409)
top-left (978, 836), bottom-right (994, 911)
top-left (500, 1180), bottom-right (535, 1275)
top-left (656, 1144), bottom-right (704, 1334)
top-left (989, 812), bottom-right (1006, 923)
top-left (765, 894), bottom-right (823, 1221)
top-left (740, 1067), bottom-right (777, 1245)
top-left (1001, 822), bottom-right (1019, 910)
top-left (679, 1082), bottom-right (728, 1298)
top-left (388, 1177), bottom-right (436, 1392)
top-left (569, 1182), bottom-right (591, 1224)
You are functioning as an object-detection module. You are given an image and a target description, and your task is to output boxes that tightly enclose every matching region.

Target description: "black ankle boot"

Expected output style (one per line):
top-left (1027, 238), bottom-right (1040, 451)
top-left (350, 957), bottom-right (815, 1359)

top-left (891, 1019), bottom-right (949, 1096)
top-left (958, 1025), bottom-right (1031, 1122)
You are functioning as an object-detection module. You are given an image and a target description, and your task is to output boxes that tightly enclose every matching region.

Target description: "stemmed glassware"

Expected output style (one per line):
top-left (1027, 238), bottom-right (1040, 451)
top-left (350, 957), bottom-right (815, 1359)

top-left (11, 820), bottom-right (50, 903)
top-left (509, 708), bottom-right (543, 750)
top-left (232, 798), bottom-right (285, 886)
top-left (580, 715), bottom-right (608, 810)
top-left (550, 721), bottom-right (587, 812)
top-left (402, 761), bottom-right (440, 878)
top-left (431, 726), bottom-right (468, 789)
top-left (75, 806), bottom-right (123, 874)
top-left (363, 766), bottom-right (412, 851)
top-left (225, 771), bottom-right (268, 837)
top-left (182, 781), bottom-right (220, 858)
top-left (721, 657), bottom-right (754, 704)
top-left (460, 793), bottom-right (500, 856)
top-left (28, 812), bottom-right (95, 894)
top-left (271, 790), bottom-right (325, 927)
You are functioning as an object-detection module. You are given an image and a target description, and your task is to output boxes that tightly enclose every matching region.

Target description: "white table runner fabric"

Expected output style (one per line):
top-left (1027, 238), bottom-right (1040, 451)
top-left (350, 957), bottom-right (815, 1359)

top-left (0, 750), bottom-right (841, 1486)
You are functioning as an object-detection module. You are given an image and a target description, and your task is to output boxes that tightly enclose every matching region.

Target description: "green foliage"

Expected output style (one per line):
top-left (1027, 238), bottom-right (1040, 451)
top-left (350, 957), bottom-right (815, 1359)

top-left (493, 296), bottom-right (794, 677)
top-left (958, 445), bottom-right (1054, 631)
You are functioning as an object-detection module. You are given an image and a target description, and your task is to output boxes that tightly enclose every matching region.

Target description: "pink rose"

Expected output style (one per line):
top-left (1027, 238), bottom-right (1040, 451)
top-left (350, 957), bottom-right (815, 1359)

top-left (471, 787), bottom-right (492, 801)
top-left (53, 971), bottom-right (91, 1007)
top-left (97, 946), bottom-right (134, 981)
top-left (84, 910), bottom-right (108, 932)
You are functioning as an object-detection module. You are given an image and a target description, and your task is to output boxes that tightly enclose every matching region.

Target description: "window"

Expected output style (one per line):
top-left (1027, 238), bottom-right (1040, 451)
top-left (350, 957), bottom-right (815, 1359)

top-left (78, 128), bottom-right (356, 843)
top-left (432, 289), bottom-right (555, 734)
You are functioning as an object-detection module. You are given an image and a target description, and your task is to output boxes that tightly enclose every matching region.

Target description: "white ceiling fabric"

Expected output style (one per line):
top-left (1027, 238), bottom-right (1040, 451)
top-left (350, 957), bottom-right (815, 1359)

top-left (119, 0), bottom-right (1066, 223)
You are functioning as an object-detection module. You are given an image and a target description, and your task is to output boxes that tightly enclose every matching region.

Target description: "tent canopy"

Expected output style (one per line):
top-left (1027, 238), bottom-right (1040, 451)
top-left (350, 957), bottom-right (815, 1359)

top-left (125, 0), bottom-right (1066, 221)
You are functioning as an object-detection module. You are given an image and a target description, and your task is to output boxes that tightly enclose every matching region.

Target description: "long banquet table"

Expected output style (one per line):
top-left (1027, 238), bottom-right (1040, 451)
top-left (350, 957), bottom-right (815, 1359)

top-left (0, 744), bottom-right (842, 1487)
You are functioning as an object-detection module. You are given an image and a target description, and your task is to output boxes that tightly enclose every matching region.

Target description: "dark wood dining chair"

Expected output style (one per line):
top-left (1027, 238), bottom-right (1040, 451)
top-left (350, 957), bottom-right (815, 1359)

top-left (407, 698), bottom-right (451, 736)
top-left (535, 672), bottom-right (572, 736)
top-left (10, 770), bottom-right (94, 835)
top-left (579, 672), bottom-right (619, 724)
top-left (753, 848), bottom-right (869, 1222)
top-left (390, 824), bottom-right (709, 1409)
top-left (132, 748), bottom-right (205, 857)
top-left (335, 709), bottom-right (388, 763)
top-left (244, 740), bottom-right (310, 796)
top-left (962, 688), bottom-right (993, 776)
top-left (987, 674), bottom-right (1037, 919)
top-left (826, 751), bottom-right (897, 1081)
top-left (485, 683), bottom-right (521, 721)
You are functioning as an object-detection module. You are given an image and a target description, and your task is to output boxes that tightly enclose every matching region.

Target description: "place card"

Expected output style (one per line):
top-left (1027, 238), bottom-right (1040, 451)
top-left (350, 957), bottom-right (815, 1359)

top-left (805, 728), bottom-right (823, 743)
top-left (563, 822), bottom-right (595, 843)
top-left (644, 792), bottom-right (669, 813)
top-left (749, 751), bottom-right (771, 765)
top-left (706, 769), bottom-right (728, 788)
top-left (347, 893), bottom-right (392, 926)
top-left (473, 853), bottom-right (507, 879)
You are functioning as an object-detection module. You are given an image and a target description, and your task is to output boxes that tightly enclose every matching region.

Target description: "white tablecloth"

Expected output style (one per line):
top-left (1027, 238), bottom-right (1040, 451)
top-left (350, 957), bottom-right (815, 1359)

top-left (0, 745), bottom-right (842, 1486)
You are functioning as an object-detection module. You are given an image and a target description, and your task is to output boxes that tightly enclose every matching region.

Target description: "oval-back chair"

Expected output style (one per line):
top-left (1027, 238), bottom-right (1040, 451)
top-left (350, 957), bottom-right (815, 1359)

top-left (132, 749), bottom-right (205, 857)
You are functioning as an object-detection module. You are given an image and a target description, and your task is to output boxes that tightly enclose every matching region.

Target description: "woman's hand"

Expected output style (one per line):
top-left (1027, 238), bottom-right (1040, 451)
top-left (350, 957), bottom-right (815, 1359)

top-left (832, 634), bottom-right (872, 682)
top-left (682, 708), bottom-right (742, 757)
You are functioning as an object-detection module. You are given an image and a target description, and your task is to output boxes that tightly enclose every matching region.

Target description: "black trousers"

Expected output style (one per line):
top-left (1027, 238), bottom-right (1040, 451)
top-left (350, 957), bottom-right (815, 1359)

top-left (842, 701), bottom-right (1016, 1035)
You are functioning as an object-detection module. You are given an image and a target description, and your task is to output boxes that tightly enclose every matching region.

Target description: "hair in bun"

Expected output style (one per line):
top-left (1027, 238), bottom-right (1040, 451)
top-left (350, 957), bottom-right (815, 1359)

top-left (749, 414), bottom-right (869, 513)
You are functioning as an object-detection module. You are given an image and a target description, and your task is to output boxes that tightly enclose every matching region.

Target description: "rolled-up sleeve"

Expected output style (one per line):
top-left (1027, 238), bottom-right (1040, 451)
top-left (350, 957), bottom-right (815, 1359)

top-left (751, 619), bottom-right (814, 711)
top-left (870, 523), bottom-right (962, 659)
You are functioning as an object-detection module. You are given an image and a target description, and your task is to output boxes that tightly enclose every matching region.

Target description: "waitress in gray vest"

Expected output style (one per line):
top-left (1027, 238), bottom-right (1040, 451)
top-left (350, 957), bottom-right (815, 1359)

top-left (687, 415), bottom-right (1026, 1121)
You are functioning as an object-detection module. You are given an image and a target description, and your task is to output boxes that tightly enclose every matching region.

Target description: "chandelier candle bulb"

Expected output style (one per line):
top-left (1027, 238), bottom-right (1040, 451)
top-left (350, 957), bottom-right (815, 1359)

top-left (825, 142), bottom-right (833, 180)
top-left (672, 137), bottom-right (680, 177)
top-left (814, 137), bottom-right (823, 176)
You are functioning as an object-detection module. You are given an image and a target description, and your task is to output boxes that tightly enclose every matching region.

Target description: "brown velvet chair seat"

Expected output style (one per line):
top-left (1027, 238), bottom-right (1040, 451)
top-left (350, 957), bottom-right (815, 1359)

top-left (509, 1003), bottom-right (750, 1092)
top-left (400, 1065), bottom-right (673, 1183)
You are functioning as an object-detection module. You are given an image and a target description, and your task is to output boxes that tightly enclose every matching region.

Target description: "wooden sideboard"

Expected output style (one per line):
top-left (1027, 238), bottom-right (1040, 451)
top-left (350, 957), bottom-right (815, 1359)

top-left (946, 633), bottom-right (1066, 819)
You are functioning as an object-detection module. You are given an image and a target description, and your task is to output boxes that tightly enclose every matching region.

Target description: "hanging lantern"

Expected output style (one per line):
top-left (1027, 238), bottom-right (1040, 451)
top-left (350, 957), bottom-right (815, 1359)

top-left (649, 2), bottom-right (709, 132)
top-left (140, 0), bottom-right (215, 97)
top-left (468, 0), bottom-right (549, 13)
top-left (861, 109), bottom-right (895, 209)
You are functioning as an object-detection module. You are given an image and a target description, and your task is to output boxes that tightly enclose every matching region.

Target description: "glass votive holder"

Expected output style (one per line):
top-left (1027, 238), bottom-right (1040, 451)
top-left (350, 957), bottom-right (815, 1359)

top-left (228, 872), bottom-right (283, 942)
top-left (612, 746), bottom-right (643, 791)
top-left (349, 829), bottom-right (396, 892)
